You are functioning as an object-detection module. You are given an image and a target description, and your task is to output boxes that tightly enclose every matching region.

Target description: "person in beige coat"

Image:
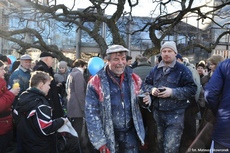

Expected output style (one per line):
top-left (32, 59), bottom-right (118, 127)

top-left (66, 59), bottom-right (87, 139)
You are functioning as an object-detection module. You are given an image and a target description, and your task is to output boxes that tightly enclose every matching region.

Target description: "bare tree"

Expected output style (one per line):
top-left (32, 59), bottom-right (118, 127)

top-left (0, 0), bottom-right (229, 62)
top-left (139, 0), bottom-right (230, 57)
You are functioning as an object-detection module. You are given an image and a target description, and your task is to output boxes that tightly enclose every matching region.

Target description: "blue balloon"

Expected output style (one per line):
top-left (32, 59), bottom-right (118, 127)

top-left (7, 55), bottom-right (17, 64)
top-left (88, 57), bottom-right (104, 76)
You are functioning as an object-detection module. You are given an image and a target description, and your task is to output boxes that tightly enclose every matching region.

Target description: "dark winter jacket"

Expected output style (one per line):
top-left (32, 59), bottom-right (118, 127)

top-left (85, 66), bottom-right (145, 153)
top-left (133, 62), bottom-right (152, 81)
top-left (15, 88), bottom-right (64, 153)
top-left (204, 59), bottom-right (230, 148)
top-left (143, 61), bottom-right (197, 111)
top-left (0, 77), bottom-right (15, 135)
top-left (198, 72), bottom-right (211, 108)
top-left (33, 60), bottom-right (64, 119)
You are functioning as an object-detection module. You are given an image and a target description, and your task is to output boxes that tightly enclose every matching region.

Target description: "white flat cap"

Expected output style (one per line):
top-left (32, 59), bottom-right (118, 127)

top-left (106, 45), bottom-right (130, 54)
top-left (20, 54), bottom-right (32, 60)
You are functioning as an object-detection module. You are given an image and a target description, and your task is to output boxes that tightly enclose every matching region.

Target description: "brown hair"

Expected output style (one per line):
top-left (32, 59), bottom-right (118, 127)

top-left (207, 55), bottom-right (224, 66)
top-left (72, 59), bottom-right (87, 67)
top-left (29, 71), bottom-right (53, 87)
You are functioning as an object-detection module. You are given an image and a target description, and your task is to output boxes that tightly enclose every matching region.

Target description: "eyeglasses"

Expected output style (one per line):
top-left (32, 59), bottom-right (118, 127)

top-left (59, 67), bottom-right (65, 69)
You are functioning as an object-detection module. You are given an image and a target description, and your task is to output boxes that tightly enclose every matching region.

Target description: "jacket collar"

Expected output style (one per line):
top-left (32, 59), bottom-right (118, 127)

top-left (19, 65), bottom-right (30, 72)
top-left (158, 59), bottom-right (176, 69)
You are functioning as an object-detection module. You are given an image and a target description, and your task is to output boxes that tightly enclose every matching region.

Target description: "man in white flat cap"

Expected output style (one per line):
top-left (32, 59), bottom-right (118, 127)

top-left (142, 41), bottom-right (197, 153)
top-left (9, 54), bottom-right (32, 153)
top-left (85, 44), bottom-right (150, 153)
top-left (9, 54), bottom-right (32, 101)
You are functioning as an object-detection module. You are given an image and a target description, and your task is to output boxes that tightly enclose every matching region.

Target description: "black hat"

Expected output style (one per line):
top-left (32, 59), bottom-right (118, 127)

top-left (197, 63), bottom-right (205, 69)
top-left (176, 53), bottom-right (183, 61)
top-left (0, 55), bottom-right (8, 62)
top-left (0, 60), bottom-right (4, 67)
top-left (40, 52), bottom-right (55, 58)
top-left (126, 55), bottom-right (132, 61)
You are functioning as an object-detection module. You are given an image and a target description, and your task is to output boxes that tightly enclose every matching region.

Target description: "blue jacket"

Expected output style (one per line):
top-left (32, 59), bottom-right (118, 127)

top-left (204, 59), bottom-right (230, 148)
top-left (9, 65), bottom-right (31, 94)
top-left (143, 61), bottom-right (196, 111)
top-left (85, 66), bottom-right (145, 152)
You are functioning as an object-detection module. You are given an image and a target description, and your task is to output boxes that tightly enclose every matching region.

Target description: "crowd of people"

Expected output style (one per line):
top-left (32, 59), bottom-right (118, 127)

top-left (0, 41), bottom-right (229, 153)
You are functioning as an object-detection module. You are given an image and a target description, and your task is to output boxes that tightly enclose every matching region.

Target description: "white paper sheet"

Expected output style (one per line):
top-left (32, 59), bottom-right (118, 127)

top-left (57, 119), bottom-right (78, 137)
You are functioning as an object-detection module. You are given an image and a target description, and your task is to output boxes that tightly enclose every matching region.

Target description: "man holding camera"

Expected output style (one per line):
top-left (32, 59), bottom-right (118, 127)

top-left (142, 41), bottom-right (197, 153)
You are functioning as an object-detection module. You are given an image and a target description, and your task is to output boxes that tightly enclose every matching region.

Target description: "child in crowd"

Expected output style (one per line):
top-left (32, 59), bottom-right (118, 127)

top-left (15, 71), bottom-right (67, 153)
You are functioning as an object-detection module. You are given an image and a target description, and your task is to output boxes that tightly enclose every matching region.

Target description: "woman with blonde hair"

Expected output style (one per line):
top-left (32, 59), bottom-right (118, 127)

top-left (206, 55), bottom-right (225, 77)
top-left (199, 55), bottom-right (224, 113)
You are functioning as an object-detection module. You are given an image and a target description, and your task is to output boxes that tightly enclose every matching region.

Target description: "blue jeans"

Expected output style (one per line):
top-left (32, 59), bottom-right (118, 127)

top-left (154, 109), bottom-right (185, 153)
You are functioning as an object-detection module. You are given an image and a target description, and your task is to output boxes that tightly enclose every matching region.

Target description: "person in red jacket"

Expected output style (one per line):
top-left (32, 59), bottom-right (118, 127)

top-left (0, 60), bottom-right (20, 153)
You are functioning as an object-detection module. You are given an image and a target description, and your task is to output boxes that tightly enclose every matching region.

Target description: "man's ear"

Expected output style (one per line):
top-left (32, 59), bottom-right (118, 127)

top-left (43, 57), bottom-right (48, 62)
top-left (37, 82), bottom-right (43, 89)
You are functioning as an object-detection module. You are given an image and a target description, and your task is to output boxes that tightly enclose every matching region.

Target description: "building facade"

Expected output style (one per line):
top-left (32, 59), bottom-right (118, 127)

top-left (0, 0), bottom-right (229, 65)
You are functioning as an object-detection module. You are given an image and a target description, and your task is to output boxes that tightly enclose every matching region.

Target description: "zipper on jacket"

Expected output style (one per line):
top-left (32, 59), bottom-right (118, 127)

top-left (0, 120), bottom-right (9, 123)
